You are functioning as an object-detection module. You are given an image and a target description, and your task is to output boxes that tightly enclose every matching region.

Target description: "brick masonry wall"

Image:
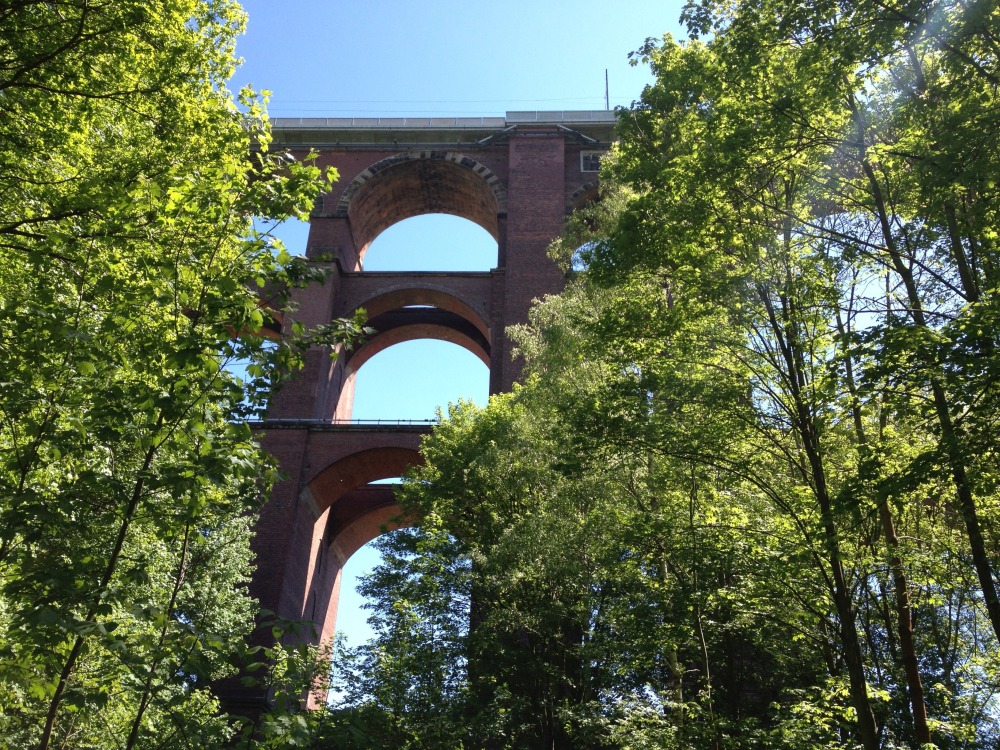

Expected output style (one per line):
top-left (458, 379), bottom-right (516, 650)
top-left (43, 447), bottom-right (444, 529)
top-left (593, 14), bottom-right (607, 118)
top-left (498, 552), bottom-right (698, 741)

top-left (249, 127), bottom-right (598, 659)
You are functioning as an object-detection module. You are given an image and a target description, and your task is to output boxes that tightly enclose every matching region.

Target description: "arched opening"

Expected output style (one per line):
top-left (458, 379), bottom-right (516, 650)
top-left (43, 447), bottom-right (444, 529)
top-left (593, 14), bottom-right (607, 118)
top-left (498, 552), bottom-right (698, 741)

top-left (335, 324), bottom-right (489, 422)
top-left (299, 446), bottom-right (421, 705)
top-left (328, 527), bottom-right (471, 672)
top-left (335, 536), bottom-right (385, 649)
top-left (350, 340), bottom-right (489, 420)
top-left (322, 340), bottom-right (487, 656)
top-left (349, 303), bottom-right (490, 369)
top-left (327, 525), bottom-right (471, 713)
top-left (342, 154), bottom-right (505, 263)
top-left (364, 213), bottom-right (498, 271)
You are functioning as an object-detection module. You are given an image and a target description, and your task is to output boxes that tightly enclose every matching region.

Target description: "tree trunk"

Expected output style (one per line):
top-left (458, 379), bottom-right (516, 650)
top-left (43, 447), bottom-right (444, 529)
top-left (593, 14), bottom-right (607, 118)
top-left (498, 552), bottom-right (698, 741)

top-left (852, 119), bottom-right (1000, 645)
top-left (837, 309), bottom-right (932, 746)
top-left (758, 251), bottom-right (880, 749)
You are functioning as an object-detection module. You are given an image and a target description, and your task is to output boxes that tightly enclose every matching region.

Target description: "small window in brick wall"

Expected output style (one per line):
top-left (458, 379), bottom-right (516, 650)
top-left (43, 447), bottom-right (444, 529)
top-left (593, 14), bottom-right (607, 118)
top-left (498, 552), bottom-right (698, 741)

top-left (581, 151), bottom-right (602, 172)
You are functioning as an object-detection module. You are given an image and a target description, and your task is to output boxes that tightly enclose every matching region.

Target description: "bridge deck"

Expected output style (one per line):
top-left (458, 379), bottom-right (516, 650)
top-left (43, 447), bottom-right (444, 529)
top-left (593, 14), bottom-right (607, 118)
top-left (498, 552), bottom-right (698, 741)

top-left (248, 418), bottom-right (436, 433)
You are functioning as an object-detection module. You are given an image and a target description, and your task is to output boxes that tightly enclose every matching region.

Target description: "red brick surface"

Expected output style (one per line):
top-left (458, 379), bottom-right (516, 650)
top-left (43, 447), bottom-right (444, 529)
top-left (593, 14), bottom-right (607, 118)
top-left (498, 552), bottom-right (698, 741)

top-left (250, 126), bottom-right (602, 655)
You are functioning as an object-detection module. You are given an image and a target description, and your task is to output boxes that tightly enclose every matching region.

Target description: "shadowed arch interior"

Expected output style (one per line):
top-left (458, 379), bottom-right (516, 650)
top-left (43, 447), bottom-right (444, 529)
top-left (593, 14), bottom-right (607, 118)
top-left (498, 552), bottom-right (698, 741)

top-left (347, 318), bottom-right (489, 370)
top-left (331, 285), bottom-right (492, 420)
top-left (308, 447), bottom-right (423, 575)
top-left (345, 286), bottom-right (490, 366)
top-left (360, 287), bottom-right (491, 340)
top-left (326, 487), bottom-right (412, 566)
top-left (308, 446), bottom-right (421, 515)
top-left (347, 157), bottom-right (501, 259)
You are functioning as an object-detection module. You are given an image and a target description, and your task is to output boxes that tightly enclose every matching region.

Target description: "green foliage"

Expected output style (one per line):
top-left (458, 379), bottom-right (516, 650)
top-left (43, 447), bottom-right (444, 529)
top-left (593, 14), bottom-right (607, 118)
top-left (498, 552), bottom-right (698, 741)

top-left (316, 0), bottom-right (1000, 747)
top-left (237, 633), bottom-right (334, 749)
top-left (322, 527), bottom-right (471, 749)
top-left (0, 1), bottom-right (361, 747)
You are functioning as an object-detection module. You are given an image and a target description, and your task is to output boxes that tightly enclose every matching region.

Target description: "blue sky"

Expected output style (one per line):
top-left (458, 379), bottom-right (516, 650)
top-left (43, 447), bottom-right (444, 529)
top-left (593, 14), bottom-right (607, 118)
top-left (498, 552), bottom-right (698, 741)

top-left (231, 1), bottom-right (684, 118)
top-left (231, 0), bottom-right (687, 648)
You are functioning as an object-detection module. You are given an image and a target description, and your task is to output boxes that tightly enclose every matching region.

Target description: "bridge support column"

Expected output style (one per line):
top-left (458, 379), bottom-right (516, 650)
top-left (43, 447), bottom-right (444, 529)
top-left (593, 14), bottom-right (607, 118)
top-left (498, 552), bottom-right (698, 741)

top-left (222, 112), bottom-right (615, 716)
top-left (493, 131), bottom-right (567, 392)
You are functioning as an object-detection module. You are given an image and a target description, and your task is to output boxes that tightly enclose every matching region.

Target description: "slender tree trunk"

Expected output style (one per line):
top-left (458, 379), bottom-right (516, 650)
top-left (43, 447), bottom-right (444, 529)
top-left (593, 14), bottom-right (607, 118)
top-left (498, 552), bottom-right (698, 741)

top-left (800, 415), bottom-right (882, 750)
top-left (943, 203), bottom-right (979, 303)
top-left (38, 422), bottom-right (162, 750)
top-left (836, 309), bottom-right (932, 746)
top-left (851, 104), bottom-right (1000, 644)
top-left (758, 217), bottom-right (881, 749)
top-left (125, 523), bottom-right (192, 750)
top-left (667, 647), bottom-right (684, 722)
top-left (688, 465), bottom-right (719, 750)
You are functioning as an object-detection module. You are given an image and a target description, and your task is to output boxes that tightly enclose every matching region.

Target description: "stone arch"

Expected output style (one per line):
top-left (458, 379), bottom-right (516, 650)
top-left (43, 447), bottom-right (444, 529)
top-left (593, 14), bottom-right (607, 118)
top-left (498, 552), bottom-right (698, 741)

top-left (331, 286), bottom-right (491, 420)
top-left (333, 320), bottom-right (489, 421)
top-left (334, 276), bottom-right (494, 335)
top-left (296, 445), bottom-right (422, 698)
top-left (308, 446), bottom-right (420, 514)
top-left (359, 286), bottom-right (490, 343)
top-left (308, 446), bottom-right (422, 568)
top-left (329, 492), bottom-right (410, 568)
top-left (347, 319), bottom-right (490, 371)
top-left (337, 153), bottom-right (506, 258)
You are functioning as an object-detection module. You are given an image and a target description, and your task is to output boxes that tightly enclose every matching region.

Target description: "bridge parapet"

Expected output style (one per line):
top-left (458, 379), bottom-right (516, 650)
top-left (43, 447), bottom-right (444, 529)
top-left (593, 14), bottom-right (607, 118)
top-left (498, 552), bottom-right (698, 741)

top-left (270, 110), bottom-right (616, 148)
top-left (249, 418), bottom-right (436, 431)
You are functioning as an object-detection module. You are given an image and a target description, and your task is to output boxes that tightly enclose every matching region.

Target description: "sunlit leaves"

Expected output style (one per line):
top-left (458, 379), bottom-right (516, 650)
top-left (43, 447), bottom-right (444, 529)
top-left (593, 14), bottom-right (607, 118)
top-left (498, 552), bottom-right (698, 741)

top-left (0, 1), bottom-right (349, 747)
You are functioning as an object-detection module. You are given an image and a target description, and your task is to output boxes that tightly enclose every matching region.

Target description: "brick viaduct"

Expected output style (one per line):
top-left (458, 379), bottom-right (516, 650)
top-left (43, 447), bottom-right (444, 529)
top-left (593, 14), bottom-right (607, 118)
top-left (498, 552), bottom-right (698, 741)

top-left (247, 112), bottom-right (614, 678)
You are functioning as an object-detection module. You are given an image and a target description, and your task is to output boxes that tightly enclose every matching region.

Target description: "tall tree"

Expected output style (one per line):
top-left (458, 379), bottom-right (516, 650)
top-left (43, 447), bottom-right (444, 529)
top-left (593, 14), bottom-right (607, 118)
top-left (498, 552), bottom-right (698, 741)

top-left (590, 0), bottom-right (1000, 743)
top-left (299, 0), bottom-right (1000, 747)
top-left (0, 2), bottom-right (355, 747)
top-left (324, 526), bottom-right (472, 749)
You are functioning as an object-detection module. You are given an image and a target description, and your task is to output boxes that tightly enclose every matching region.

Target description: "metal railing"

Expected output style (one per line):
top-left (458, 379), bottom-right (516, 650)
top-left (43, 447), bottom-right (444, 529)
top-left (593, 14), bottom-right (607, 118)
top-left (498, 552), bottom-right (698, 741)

top-left (245, 417), bottom-right (438, 429)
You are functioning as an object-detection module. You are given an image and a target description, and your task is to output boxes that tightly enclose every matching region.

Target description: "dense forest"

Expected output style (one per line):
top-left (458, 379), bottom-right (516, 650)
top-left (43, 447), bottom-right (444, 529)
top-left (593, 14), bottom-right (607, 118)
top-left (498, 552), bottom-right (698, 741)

top-left (2, 0), bottom-right (1000, 748)
top-left (322, 0), bottom-right (1000, 747)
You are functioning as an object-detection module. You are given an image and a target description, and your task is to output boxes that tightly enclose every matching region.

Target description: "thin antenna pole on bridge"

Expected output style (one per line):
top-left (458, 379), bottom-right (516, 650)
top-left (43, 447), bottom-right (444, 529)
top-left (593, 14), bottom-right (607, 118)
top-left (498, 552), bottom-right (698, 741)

top-left (605, 69), bottom-right (610, 110)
